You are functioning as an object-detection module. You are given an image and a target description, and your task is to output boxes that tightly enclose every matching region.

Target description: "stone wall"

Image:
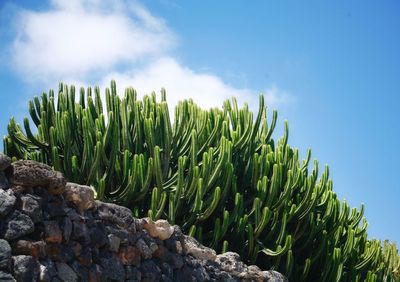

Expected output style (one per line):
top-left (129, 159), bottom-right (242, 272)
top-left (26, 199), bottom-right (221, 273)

top-left (0, 154), bottom-right (287, 282)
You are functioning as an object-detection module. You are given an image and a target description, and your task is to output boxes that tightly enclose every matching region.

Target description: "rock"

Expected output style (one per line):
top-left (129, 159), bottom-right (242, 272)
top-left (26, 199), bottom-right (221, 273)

top-left (88, 264), bottom-right (106, 282)
top-left (118, 245), bottom-right (140, 266)
top-left (11, 240), bottom-right (46, 259)
top-left (64, 208), bottom-right (81, 221)
top-left (165, 238), bottom-right (183, 255)
top-left (108, 234), bottom-right (121, 252)
top-left (69, 241), bottom-right (82, 257)
top-left (20, 194), bottom-right (42, 223)
top-left (0, 271), bottom-right (16, 282)
top-left (3, 210), bottom-right (34, 240)
top-left (12, 255), bottom-right (38, 282)
top-left (71, 220), bottom-right (90, 245)
top-left (152, 244), bottom-right (167, 259)
top-left (43, 221), bottom-right (63, 243)
top-left (46, 244), bottom-right (74, 263)
top-left (183, 235), bottom-right (217, 261)
top-left (0, 239), bottom-right (12, 270)
top-left (143, 218), bottom-right (174, 240)
top-left (169, 253), bottom-right (184, 269)
top-left (77, 246), bottom-right (92, 266)
top-left (64, 182), bottom-right (96, 212)
top-left (136, 238), bottom-right (152, 259)
top-left (45, 201), bottom-right (66, 218)
top-left (0, 154), bottom-right (11, 172)
top-left (0, 189), bottom-right (16, 217)
top-left (216, 252), bottom-right (246, 273)
top-left (11, 160), bottom-right (66, 195)
top-left (0, 172), bottom-right (10, 190)
top-left (39, 259), bottom-right (57, 281)
top-left (96, 201), bottom-right (137, 232)
top-left (263, 270), bottom-right (288, 282)
top-left (89, 226), bottom-right (107, 248)
top-left (175, 264), bottom-right (197, 282)
top-left (125, 266), bottom-right (141, 280)
top-left (61, 217), bottom-right (72, 242)
top-left (100, 256), bottom-right (125, 282)
top-left (160, 262), bottom-right (173, 280)
top-left (70, 261), bottom-right (89, 281)
top-left (140, 260), bottom-right (162, 282)
top-left (56, 262), bottom-right (78, 282)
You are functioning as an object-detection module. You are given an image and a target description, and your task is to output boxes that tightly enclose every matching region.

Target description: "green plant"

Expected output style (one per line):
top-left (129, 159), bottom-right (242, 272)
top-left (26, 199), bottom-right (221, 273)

top-left (4, 81), bottom-right (400, 281)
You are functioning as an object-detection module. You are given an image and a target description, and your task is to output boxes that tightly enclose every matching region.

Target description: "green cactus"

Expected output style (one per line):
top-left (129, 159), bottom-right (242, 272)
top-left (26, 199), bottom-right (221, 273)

top-left (4, 81), bottom-right (399, 281)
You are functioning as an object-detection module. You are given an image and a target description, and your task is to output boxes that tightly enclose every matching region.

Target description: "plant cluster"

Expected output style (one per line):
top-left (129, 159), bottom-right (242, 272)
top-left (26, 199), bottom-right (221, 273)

top-left (4, 81), bottom-right (400, 281)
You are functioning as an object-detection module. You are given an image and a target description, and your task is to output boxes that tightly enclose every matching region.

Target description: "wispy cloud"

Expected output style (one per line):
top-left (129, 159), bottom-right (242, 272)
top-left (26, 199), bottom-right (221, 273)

top-left (8, 0), bottom-right (294, 111)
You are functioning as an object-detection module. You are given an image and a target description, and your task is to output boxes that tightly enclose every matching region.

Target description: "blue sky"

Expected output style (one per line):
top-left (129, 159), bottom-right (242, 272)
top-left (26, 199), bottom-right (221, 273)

top-left (0, 0), bottom-right (399, 244)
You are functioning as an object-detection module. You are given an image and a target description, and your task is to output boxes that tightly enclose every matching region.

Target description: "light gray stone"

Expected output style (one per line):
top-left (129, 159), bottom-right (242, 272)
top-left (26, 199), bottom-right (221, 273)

top-left (0, 189), bottom-right (16, 217)
top-left (56, 262), bottom-right (78, 282)
top-left (0, 239), bottom-right (11, 270)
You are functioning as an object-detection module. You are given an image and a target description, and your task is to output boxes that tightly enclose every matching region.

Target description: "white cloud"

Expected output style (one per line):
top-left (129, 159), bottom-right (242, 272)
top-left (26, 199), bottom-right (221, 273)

top-left (11, 0), bottom-right (175, 81)
top-left (9, 0), bottom-right (293, 112)
top-left (100, 57), bottom-right (294, 115)
top-left (101, 57), bottom-right (256, 110)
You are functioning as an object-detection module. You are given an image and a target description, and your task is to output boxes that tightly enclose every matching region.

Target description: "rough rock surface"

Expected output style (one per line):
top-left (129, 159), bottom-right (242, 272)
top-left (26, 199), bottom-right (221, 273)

top-left (11, 160), bottom-right (66, 195)
top-left (0, 155), bottom-right (287, 281)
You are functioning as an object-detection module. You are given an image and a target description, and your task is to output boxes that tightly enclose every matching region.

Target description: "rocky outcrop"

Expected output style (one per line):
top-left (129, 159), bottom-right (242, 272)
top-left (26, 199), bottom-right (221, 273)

top-left (0, 154), bottom-right (287, 282)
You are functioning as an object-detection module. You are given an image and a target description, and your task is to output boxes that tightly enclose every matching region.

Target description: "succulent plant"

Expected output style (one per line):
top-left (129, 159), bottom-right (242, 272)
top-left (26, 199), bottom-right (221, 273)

top-left (4, 81), bottom-right (400, 281)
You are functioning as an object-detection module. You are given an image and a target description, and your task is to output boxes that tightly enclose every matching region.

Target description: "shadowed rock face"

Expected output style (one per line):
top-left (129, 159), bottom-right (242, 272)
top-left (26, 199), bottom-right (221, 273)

top-left (0, 155), bottom-right (287, 282)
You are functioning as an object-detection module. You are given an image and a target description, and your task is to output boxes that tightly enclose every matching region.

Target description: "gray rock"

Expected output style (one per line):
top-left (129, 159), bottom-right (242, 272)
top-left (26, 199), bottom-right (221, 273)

top-left (0, 189), bottom-right (16, 217)
top-left (0, 154), bottom-right (11, 172)
top-left (46, 243), bottom-right (74, 263)
top-left (70, 261), bottom-right (89, 281)
top-left (191, 264), bottom-right (210, 281)
top-left (175, 265), bottom-right (196, 282)
top-left (108, 234), bottom-right (121, 252)
top-left (105, 226), bottom-right (129, 244)
top-left (96, 201), bottom-right (137, 232)
top-left (216, 252), bottom-right (246, 273)
top-left (169, 253), bottom-right (184, 269)
top-left (160, 262), bottom-right (173, 279)
top-left (0, 172), bottom-right (10, 190)
top-left (56, 262), bottom-right (78, 282)
top-left (3, 210), bottom-right (34, 240)
top-left (89, 226), bottom-right (107, 248)
top-left (39, 259), bottom-right (57, 281)
top-left (71, 221), bottom-right (90, 245)
top-left (136, 238), bottom-right (152, 259)
top-left (11, 160), bottom-right (66, 195)
top-left (46, 201), bottom-right (66, 218)
top-left (64, 208), bottom-right (81, 221)
top-left (264, 270), bottom-right (288, 282)
top-left (20, 194), bottom-right (42, 223)
top-left (88, 264), bottom-right (106, 282)
top-left (12, 255), bottom-right (38, 282)
top-left (125, 266), bottom-right (141, 281)
top-left (140, 260), bottom-right (162, 282)
top-left (61, 217), bottom-right (72, 242)
top-left (0, 271), bottom-right (16, 282)
top-left (100, 256), bottom-right (125, 282)
top-left (0, 239), bottom-right (12, 270)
